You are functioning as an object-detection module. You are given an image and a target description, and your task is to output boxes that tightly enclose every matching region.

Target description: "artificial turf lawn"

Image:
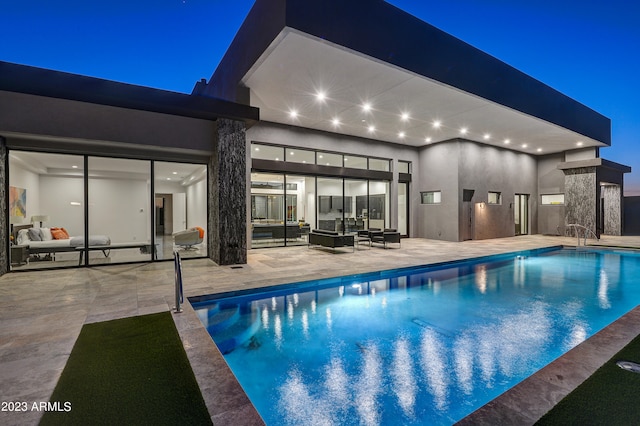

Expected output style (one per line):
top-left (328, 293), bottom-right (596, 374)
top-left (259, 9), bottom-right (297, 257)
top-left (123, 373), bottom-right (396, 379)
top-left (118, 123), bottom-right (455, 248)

top-left (536, 333), bottom-right (640, 425)
top-left (40, 312), bottom-right (212, 426)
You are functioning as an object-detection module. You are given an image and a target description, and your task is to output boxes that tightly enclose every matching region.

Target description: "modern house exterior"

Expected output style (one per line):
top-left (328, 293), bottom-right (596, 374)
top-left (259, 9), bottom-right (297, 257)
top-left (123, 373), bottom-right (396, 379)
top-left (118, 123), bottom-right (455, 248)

top-left (0, 0), bottom-right (631, 275)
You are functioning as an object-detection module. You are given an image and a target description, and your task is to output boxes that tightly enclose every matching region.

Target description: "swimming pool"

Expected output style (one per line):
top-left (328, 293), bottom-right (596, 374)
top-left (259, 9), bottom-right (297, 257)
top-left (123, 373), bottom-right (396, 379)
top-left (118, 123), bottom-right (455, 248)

top-left (191, 247), bottom-right (640, 425)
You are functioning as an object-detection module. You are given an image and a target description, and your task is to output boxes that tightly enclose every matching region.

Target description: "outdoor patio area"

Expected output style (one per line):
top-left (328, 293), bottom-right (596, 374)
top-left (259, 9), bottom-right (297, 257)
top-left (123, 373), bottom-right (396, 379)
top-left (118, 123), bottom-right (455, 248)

top-left (2, 235), bottom-right (640, 425)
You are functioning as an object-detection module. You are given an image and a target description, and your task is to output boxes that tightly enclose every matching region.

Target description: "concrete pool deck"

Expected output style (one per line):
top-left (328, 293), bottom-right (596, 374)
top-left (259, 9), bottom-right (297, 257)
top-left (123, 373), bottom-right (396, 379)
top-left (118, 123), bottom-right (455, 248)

top-left (2, 235), bottom-right (640, 425)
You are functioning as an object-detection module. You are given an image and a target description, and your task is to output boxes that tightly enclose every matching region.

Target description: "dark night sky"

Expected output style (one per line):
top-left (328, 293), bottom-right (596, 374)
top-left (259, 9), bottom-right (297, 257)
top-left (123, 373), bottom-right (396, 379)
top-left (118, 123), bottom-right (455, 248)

top-left (3, 0), bottom-right (639, 193)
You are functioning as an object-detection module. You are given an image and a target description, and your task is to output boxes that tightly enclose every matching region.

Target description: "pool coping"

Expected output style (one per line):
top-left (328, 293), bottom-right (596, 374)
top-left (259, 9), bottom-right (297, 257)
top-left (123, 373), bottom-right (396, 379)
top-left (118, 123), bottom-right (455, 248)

top-left (175, 246), bottom-right (640, 426)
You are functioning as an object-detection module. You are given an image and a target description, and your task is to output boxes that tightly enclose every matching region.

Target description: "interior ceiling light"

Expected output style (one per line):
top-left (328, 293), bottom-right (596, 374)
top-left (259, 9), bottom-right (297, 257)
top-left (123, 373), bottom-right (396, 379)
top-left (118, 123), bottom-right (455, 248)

top-left (522, 144), bottom-right (528, 148)
top-left (425, 137), bottom-right (432, 143)
top-left (289, 110), bottom-right (298, 119)
top-left (254, 147), bottom-right (260, 151)
top-left (504, 139), bottom-right (511, 144)
top-left (72, 165), bottom-right (78, 169)
top-left (577, 141), bottom-right (584, 146)
top-left (460, 127), bottom-right (468, 135)
top-left (537, 148), bottom-right (543, 152)
top-left (315, 91), bottom-right (326, 101)
top-left (362, 102), bottom-right (372, 112)
top-left (483, 134), bottom-right (491, 140)
top-left (401, 112), bottom-right (410, 122)
top-left (398, 132), bottom-right (406, 139)
top-left (172, 171), bottom-right (178, 175)
top-left (368, 125), bottom-right (376, 133)
top-left (432, 120), bottom-right (441, 129)
top-left (332, 118), bottom-right (340, 126)
top-left (290, 151), bottom-right (295, 155)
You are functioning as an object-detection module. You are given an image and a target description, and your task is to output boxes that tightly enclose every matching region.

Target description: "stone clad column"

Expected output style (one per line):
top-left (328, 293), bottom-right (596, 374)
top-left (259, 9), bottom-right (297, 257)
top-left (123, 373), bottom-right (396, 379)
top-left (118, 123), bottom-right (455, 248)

top-left (209, 118), bottom-right (247, 265)
top-left (0, 137), bottom-right (8, 275)
top-left (602, 184), bottom-right (622, 235)
top-left (563, 167), bottom-right (597, 237)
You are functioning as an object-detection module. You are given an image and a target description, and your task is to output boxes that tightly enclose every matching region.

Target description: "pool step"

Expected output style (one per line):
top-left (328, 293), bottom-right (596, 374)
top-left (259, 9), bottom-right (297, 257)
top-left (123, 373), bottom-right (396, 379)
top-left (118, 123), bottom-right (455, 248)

top-left (205, 305), bottom-right (240, 334)
top-left (212, 309), bottom-right (261, 354)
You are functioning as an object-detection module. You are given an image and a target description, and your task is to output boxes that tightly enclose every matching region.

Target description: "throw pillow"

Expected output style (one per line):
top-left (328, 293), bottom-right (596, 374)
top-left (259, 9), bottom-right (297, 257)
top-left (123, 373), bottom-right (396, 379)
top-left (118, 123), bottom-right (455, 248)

top-left (40, 227), bottom-right (53, 241)
top-left (28, 227), bottom-right (42, 241)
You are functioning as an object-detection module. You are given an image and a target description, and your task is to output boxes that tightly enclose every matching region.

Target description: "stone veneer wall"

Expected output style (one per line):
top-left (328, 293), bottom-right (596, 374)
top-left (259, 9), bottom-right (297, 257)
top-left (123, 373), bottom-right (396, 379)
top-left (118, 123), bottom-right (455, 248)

top-left (208, 118), bottom-right (247, 265)
top-left (0, 138), bottom-right (7, 275)
top-left (563, 167), bottom-right (597, 236)
top-left (602, 185), bottom-right (622, 235)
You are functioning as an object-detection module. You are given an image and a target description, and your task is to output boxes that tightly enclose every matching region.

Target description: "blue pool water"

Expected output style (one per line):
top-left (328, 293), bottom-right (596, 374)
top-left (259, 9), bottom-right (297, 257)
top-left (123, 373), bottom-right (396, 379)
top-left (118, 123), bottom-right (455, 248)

top-left (191, 247), bottom-right (640, 425)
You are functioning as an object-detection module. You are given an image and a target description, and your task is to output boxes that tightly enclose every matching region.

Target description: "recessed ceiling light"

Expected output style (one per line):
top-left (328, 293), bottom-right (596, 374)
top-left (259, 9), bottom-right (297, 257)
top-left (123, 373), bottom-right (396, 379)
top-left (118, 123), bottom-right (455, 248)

top-left (254, 147), bottom-right (260, 151)
top-left (289, 110), bottom-right (298, 119)
top-left (368, 125), bottom-right (376, 133)
top-left (290, 151), bottom-right (294, 155)
top-left (401, 112), bottom-right (410, 122)
top-left (398, 132), bottom-right (406, 139)
top-left (319, 155), bottom-right (324, 159)
top-left (425, 137), bottom-right (432, 143)
top-left (577, 141), bottom-right (584, 146)
top-left (315, 91), bottom-right (326, 101)
top-left (172, 171), bottom-right (178, 175)
top-left (332, 118), bottom-right (340, 126)
top-left (537, 148), bottom-right (542, 152)
top-left (166, 178), bottom-right (171, 181)
top-left (483, 134), bottom-right (491, 140)
top-left (72, 165), bottom-right (78, 169)
top-left (432, 120), bottom-right (441, 129)
top-left (362, 102), bottom-right (372, 112)
top-left (275, 157), bottom-right (280, 161)
top-left (504, 139), bottom-right (511, 144)
top-left (460, 127), bottom-right (468, 135)
top-left (522, 144), bottom-right (528, 148)
top-left (302, 160), bottom-right (307, 163)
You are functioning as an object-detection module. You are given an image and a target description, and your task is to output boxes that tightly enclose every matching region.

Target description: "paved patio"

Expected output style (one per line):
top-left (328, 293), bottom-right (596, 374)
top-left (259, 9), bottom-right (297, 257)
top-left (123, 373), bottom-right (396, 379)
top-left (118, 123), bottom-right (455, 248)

top-left (2, 235), bottom-right (640, 425)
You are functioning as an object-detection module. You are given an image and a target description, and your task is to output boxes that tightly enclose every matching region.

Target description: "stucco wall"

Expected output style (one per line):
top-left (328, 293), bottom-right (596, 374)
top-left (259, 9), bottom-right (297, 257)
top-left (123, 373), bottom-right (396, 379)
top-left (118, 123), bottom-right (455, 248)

top-left (538, 153), bottom-right (566, 235)
top-left (0, 138), bottom-right (7, 275)
top-left (416, 143), bottom-right (460, 241)
top-left (416, 141), bottom-right (538, 241)
top-left (0, 90), bottom-right (216, 154)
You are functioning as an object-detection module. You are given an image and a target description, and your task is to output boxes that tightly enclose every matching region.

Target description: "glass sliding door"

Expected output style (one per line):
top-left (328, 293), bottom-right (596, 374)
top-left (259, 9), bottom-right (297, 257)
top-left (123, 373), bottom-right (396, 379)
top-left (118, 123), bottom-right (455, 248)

top-left (345, 179), bottom-right (368, 232)
top-left (398, 182), bottom-right (409, 236)
top-left (514, 193), bottom-right (529, 235)
top-left (369, 181), bottom-right (389, 230)
top-left (154, 162), bottom-right (207, 259)
top-left (9, 151), bottom-right (85, 270)
top-left (87, 157), bottom-right (152, 265)
top-left (251, 173), bottom-right (285, 247)
top-left (317, 177), bottom-right (344, 232)
top-left (285, 175), bottom-right (314, 246)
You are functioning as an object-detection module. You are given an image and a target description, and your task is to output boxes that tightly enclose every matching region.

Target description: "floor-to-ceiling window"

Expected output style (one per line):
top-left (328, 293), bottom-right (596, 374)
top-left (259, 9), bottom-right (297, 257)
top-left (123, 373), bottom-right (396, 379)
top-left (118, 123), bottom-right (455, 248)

top-left (345, 179), bottom-right (368, 232)
top-left (154, 162), bottom-right (208, 259)
top-left (285, 175), bottom-right (314, 246)
top-left (8, 151), bottom-right (85, 270)
top-left (317, 177), bottom-right (344, 232)
top-left (88, 157), bottom-right (152, 265)
top-left (369, 180), bottom-right (389, 230)
top-left (251, 173), bottom-right (286, 248)
top-left (249, 143), bottom-right (393, 248)
top-left (8, 150), bottom-right (208, 270)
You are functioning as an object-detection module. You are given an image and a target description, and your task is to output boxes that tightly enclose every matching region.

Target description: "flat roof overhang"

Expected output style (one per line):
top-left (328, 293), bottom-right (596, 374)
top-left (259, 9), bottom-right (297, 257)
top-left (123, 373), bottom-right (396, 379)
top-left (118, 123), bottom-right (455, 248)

top-left (206, 0), bottom-right (611, 155)
top-left (0, 61), bottom-right (259, 125)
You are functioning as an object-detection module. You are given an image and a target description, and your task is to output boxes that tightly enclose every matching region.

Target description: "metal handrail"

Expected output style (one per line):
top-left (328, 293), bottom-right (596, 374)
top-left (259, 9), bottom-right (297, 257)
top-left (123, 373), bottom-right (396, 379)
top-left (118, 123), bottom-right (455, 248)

top-left (173, 251), bottom-right (184, 313)
top-left (565, 223), bottom-right (600, 246)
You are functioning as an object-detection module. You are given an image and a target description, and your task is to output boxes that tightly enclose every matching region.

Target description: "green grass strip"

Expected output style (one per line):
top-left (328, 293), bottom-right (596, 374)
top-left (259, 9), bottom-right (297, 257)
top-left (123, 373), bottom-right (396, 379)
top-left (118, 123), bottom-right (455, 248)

top-left (536, 333), bottom-right (640, 425)
top-left (41, 312), bottom-right (212, 426)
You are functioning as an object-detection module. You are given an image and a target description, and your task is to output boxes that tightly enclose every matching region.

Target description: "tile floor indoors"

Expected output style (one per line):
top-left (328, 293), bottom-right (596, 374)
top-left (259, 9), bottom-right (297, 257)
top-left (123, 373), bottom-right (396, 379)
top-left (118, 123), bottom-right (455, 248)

top-left (2, 235), bottom-right (640, 425)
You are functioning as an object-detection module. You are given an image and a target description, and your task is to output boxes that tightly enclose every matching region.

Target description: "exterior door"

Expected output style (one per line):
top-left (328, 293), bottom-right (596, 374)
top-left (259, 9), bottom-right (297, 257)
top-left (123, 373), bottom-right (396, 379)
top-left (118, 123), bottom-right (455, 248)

top-left (514, 194), bottom-right (529, 235)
